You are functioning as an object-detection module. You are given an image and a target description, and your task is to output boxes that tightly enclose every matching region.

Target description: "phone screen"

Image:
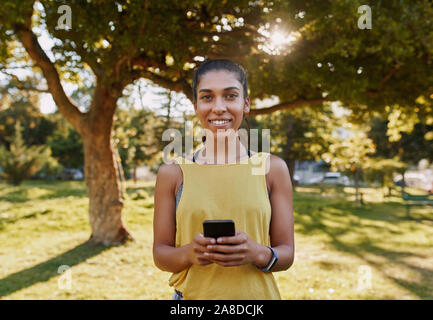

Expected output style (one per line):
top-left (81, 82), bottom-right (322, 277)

top-left (203, 219), bottom-right (235, 239)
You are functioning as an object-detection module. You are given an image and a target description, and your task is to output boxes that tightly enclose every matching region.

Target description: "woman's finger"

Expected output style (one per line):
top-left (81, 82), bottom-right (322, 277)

top-left (195, 232), bottom-right (216, 246)
top-left (204, 252), bottom-right (244, 262)
top-left (216, 231), bottom-right (247, 245)
top-left (206, 244), bottom-right (247, 254)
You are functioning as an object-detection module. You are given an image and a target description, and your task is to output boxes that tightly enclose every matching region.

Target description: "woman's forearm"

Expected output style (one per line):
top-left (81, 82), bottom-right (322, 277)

top-left (254, 244), bottom-right (294, 272)
top-left (153, 243), bottom-right (192, 273)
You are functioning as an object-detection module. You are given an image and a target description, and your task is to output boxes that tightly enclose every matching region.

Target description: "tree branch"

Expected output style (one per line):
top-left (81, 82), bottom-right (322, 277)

top-left (13, 16), bottom-right (85, 134)
top-left (248, 98), bottom-right (328, 116)
top-left (137, 70), bottom-right (193, 101)
top-left (1, 70), bottom-right (49, 93)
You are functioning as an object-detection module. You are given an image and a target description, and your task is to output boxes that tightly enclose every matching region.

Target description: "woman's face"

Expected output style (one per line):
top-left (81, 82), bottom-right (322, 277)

top-left (194, 70), bottom-right (250, 139)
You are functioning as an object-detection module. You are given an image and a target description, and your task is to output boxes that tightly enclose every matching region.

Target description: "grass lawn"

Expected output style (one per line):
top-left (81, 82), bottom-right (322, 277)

top-left (0, 181), bottom-right (432, 300)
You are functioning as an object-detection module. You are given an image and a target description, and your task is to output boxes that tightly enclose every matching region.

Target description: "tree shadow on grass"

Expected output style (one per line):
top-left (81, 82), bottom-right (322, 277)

top-left (0, 241), bottom-right (109, 298)
top-left (0, 209), bottom-right (53, 231)
top-left (36, 187), bottom-right (87, 200)
top-left (0, 187), bottom-right (87, 203)
top-left (327, 236), bottom-right (433, 299)
top-left (294, 196), bottom-right (433, 299)
top-left (0, 188), bottom-right (30, 203)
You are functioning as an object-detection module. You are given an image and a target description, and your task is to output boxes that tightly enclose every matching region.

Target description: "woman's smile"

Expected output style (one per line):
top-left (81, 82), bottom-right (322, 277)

top-left (208, 119), bottom-right (233, 128)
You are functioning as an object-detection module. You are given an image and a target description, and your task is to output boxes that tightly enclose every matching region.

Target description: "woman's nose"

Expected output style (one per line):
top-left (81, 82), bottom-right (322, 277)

top-left (213, 96), bottom-right (226, 111)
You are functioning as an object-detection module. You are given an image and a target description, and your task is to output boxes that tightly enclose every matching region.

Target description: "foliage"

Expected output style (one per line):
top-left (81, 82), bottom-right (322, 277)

top-left (1, 1), bottom-right (432, 117)
top-left (256, 103), bottom-right (335, 161)
top-left (0, 97), bottom-right (56, 148)
top-left (363, 157), bottom-right (407, 191)
top-left (45, 113), bottom-right (84, 169)
top-left (0, 121), bottom-right (58, 185)
top-left (113, 107), bottom-right (167, 177)
top-left (245, 0), bottom-right (433, 118)
top-left (368, 116), bottom-right (433, 165)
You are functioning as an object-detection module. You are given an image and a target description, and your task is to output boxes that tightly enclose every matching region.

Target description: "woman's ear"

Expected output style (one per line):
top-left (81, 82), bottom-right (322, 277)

top-left (244, 97), bottom-right (251, 115)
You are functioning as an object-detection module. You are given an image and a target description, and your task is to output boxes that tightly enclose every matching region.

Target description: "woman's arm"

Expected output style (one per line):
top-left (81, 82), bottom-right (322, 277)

top-left (262, 154), bottom-right (295, 271)
top-left (153, 162), bottom-right (190, 273)
top-left (153, 162), bottom-right (214, 273)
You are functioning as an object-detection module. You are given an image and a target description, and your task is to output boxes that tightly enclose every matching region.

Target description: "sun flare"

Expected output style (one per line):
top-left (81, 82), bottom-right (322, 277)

top-left (258, 26), bottom-right (300, 55)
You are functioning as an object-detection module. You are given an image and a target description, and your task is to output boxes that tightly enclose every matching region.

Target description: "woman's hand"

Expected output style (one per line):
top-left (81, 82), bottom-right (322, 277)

top-left (203, 230), bottom-right (271, 267)
top-left (187, 233), bottom-right (216, 266)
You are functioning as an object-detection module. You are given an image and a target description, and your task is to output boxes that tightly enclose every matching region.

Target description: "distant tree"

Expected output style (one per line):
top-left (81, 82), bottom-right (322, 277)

top-left (322, 124), bottom-right (376, 203)
top-left (0, 97), bottom-right (56, 147)
top-left (0, 121), bottom-right (57, 185)
top-left (113, 107), bottom-right (167, 182)
top-left (46, 113), bottom-right (84, 169)
top-left (256, 104), bottom-right (335, 186)
top-left (368, 116), bottom-right (433, 166)
top-left (363, 157), bottom-right (407, 197)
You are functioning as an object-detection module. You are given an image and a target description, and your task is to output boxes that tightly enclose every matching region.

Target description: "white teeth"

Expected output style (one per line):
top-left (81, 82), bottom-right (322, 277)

top-left (211, 120), bottom-right (230, 125)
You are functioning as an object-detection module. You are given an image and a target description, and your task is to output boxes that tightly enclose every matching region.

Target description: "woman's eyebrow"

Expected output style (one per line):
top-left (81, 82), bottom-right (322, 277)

top-left (199, 86), bottom-right (240, 93)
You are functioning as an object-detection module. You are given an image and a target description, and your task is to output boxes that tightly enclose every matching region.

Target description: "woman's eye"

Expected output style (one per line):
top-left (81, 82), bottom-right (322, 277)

top-left (201, 95), bottom-right (212, 100)
top-left (226, 94), bottom-right (237, 99)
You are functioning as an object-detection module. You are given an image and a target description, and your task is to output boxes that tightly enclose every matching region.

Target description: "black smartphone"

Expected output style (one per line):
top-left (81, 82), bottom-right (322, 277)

top-left (203, 219), bottom-right (235, 239)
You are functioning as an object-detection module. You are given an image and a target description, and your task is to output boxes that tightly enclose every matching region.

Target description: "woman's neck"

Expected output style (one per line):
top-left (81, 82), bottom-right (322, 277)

top-left (199, 134), bottom-right (249, 164)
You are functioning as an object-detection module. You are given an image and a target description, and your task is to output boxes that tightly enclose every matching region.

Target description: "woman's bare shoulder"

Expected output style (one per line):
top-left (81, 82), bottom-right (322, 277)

top-left (156, 159), bottom-right (182, 188)
top-left (267, 154), bottom-right (291, 189)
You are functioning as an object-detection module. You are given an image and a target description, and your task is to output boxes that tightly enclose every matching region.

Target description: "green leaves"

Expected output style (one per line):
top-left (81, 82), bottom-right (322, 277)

top-left (0, 121), bottom-right (56, 185)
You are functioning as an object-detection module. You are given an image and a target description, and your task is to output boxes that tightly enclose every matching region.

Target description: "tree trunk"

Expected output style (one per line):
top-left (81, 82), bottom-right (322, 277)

top-left (354, 168), bottom-right (360, 203)
top-left (133, 167), bottom-right (137, 185)
top-left (284, 114), bottom-right (296, 190)
top-left (82, 88), bottom-right (133, 246)
top-left (114, 147), bottom-right (126, 198)
top-left (288, 158), bottom-right (296, 188)
top-left (16, 22), bottom-right (132, 246)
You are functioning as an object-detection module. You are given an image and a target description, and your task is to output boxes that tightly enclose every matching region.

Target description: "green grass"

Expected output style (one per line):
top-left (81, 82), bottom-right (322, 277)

top-left (0, 181), bottom-right (432, 300)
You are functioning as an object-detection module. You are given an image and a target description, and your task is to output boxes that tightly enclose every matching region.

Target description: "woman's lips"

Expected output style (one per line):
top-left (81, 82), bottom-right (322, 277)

top-left (208, 119), bottom-right (233, 127)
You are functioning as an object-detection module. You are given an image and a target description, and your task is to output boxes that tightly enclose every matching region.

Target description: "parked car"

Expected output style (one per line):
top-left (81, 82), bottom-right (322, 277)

top-left (305, 175), bottom-right (325, 185)
top-left (58, 168), bottom-right (84, 181)
top-left (321, 172), bottom-right (350, 186)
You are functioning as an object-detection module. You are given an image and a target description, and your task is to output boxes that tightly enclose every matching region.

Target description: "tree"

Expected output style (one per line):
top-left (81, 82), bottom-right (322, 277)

top-left (0, 121), bottom-right (56, 185)
top-left (363, 157), bottom-right (407, 198)
top-left (46, 113), bottom-right (84, 169)
top-left (1, 0), bottom-right (272, 245)
top-left (322, 123), bottom-right (376, 203)
top-left (245, 0), bottom-right (433, 118)
top-left (368, 115), bottom-right (433, 166)
top-left (255, 103), bottom-right (335, 186)
top-left (1, 0), bottom-right (431, 244)
top-left (0, 96), bottom-right (56, 148)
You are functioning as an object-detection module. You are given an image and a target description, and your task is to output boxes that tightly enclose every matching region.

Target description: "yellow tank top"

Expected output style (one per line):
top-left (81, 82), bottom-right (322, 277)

top-left (169, 151), bottom-right (281, 300)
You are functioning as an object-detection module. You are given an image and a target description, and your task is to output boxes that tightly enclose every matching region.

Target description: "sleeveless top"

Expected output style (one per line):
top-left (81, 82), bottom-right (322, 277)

top-left (175, 149), bottom-right (271, 208)
top-left (169, 149), bottom-right (281, 300)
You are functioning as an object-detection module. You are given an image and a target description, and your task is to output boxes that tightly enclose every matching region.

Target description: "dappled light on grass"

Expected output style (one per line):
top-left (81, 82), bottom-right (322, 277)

top-left (0, 182), bottom-right (432, 299)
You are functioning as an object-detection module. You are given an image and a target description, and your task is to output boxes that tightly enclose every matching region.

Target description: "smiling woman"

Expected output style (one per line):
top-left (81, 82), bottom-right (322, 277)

top-left (152, 59), bottom-right (295, 300)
